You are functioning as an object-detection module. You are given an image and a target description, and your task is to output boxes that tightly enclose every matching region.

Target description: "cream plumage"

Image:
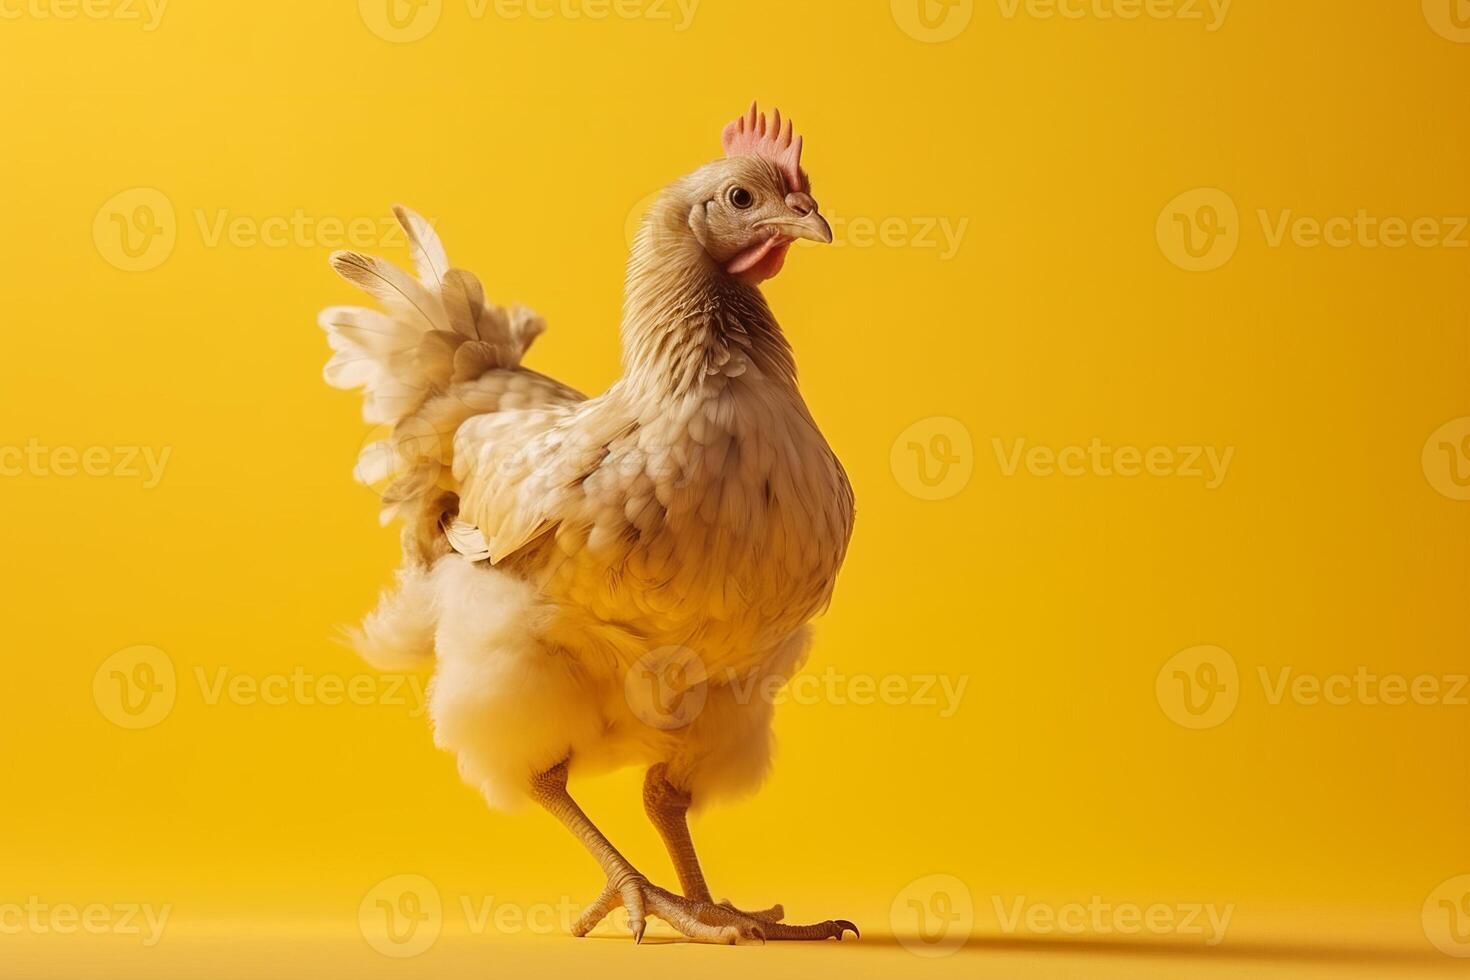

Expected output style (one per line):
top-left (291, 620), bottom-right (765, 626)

top-left (320, 105), bottom-right (856, 943)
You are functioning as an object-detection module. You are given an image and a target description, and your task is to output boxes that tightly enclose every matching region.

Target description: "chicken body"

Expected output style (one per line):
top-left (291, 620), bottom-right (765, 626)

top-left (322, 109), bottom-right (855, 943)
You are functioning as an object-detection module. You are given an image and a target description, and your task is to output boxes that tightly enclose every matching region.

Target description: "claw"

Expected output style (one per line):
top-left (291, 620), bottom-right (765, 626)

top-left (574, 875), bottom-right (850, 945)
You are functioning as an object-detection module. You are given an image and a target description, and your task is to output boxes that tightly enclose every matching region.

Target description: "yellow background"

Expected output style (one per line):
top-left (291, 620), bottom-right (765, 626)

top-left (2, 0), bottom-right (1468, 976)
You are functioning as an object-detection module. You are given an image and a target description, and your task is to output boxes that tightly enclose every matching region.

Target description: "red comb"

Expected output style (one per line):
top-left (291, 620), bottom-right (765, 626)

top-left (721, 101), bottom-right (808, 193)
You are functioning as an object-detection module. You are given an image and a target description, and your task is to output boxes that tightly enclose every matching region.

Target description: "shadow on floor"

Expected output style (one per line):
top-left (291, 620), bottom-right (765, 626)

top-left (860, 932), bottom-right (1447, 965)
top-left (586, 929), bottom-right (1445, 965)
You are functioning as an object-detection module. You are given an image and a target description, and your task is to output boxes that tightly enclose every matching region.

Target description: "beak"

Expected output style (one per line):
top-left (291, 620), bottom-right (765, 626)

top-left (767, 192), bottom-right (834, 244)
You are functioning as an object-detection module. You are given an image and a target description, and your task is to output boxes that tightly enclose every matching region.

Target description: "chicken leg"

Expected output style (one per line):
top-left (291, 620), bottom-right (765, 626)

top-left (640, 763), bottom-right (859, 938)
top-left (643, 764), bottom-right (784, 921)
top-left (530, 761), bottom-right (858, 943)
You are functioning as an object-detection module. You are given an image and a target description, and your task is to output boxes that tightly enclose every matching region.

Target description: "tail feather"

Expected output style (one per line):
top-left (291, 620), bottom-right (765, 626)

top-left (393, 203), bottom-right (450, 288)
top-left (321, 206), bottom-right (545, 427)
top-left (320, 206), bottom-right (548, 514)
top-left (330, 249), bottom-right (449, 334)
top-left (320, 206), bottom-right (563, 670)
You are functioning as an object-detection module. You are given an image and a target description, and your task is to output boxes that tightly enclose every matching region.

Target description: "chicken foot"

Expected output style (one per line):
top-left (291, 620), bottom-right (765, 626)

top-left (529, 761), bottom-right (857, 943)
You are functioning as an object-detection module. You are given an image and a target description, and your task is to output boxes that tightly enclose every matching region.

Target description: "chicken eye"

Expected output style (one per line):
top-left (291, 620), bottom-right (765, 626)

top-left (727, 186), bottom-right (754, 210)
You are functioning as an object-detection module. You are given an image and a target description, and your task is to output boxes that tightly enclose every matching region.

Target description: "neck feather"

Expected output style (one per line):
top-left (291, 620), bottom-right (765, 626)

top-left (618, 197), bottom-right (797, 406)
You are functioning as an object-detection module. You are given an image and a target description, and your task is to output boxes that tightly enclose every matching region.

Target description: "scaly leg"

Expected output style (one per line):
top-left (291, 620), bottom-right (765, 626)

top-left (531, 761), bottom-right (856, 943)
top-left (640, 763), bottom-right (858, 938)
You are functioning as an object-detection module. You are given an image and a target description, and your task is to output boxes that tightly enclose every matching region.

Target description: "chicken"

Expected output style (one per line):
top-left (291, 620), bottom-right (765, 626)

top-left (318, 103), bottom-right (856, 944)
